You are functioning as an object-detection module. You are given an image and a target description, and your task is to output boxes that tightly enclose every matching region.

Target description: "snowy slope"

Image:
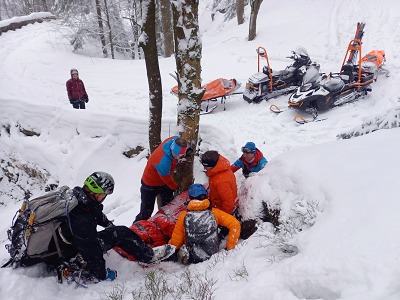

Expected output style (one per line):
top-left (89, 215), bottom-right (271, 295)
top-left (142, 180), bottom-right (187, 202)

top-left (1, 0), bottom-right (400, 299)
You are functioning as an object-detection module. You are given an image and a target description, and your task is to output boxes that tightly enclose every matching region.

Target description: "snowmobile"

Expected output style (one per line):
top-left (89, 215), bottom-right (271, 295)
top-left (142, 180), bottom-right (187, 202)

top-left (286, 22), bottom-right (377, 123)
top-left (243, 46), bottom-right (312, 103)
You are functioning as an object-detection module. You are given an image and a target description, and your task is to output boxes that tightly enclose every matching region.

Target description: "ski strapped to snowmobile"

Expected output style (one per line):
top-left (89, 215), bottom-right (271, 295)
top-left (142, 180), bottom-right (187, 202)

top-left (243, 46), bottom-right (312, 103)
top-left (276, 22), bottom-right (382, 124)
top-left (171, 78), bottom-right (241, 114)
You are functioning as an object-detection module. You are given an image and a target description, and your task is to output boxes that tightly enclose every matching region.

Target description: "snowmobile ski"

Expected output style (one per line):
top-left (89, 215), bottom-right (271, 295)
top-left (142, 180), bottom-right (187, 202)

top-left (269, 104), bottom-right (285, 114)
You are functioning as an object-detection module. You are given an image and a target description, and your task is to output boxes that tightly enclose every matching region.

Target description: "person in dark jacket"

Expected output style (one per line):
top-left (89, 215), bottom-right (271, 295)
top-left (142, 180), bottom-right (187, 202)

top-left (66, 68), bottom-right (89, 109)
top-left (134, 136), bottom-right (190, 222)
top-left (168, 184), bottom-right (240, 264)
top-left (46, 172), bottom-right (175, 281)
top-left (230, 142), bottom-right (268, 178)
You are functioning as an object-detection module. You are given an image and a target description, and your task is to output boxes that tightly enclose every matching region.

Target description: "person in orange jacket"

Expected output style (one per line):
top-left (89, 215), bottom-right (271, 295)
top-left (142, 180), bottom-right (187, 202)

top-left (134, 136), bottom-right (189, 222)
top-left (168, 184), bottom-right (240, 264)
top-left (200, 150), bottom-right (238, 215)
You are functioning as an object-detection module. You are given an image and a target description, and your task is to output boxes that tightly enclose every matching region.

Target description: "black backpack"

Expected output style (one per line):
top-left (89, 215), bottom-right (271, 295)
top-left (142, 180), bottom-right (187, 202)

top-left (2, 186), bottom-right (78, 268)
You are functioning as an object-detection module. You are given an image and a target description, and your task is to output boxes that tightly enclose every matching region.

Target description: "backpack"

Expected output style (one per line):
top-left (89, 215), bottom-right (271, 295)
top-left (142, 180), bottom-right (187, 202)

top-left (184, 209), bottom-right (219, 263)
top-left (2, 186), bottom-right (78, 268)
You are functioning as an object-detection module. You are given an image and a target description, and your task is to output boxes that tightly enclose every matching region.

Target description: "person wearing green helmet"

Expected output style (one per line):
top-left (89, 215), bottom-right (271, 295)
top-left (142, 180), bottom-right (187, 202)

top-left (31, 171), bottom-right (175, 282)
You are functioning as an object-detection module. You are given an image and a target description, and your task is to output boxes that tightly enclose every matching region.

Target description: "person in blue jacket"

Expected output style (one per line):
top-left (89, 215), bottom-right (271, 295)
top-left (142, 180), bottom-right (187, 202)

top-left (230, 142), bottom-right (267, 178)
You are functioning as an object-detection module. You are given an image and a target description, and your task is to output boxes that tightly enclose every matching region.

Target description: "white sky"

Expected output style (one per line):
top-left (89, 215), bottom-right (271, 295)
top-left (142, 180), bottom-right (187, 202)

top-left (1, 1), bottom-right (400, 299)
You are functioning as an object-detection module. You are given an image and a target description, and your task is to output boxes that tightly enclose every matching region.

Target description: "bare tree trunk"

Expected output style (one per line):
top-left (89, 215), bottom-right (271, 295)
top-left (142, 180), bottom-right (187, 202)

top-left (159, 0), bottom-right (174, 57)
top-left (40, 0), bottom-right (48, 11)
top-left (103, 0), bottom-right (115, 59)
top-left (236, 0), bottom-right (245, 25)
top-left (140, 0), bottom-right (163, 153)
top-left (95, 0), bottom-right (109, 57)
top-left (172, 0), bottom-right (204, 192)
top-left (248, 0), bottom-right (263, 41)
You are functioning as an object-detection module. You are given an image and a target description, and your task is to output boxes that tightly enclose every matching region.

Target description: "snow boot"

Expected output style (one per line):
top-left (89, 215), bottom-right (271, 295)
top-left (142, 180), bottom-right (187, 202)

top-left (148, 244), bottom-right (176, 264)
top-left (177, 245), bottom-right (190, 265)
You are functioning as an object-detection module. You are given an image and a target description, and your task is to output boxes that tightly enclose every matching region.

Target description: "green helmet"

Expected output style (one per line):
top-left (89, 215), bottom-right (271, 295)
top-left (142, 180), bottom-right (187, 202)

top-left (84, 171), bottom-right (115, 195)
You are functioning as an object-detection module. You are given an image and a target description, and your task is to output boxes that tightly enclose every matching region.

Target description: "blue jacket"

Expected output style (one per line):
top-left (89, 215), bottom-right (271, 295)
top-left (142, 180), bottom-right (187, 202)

top-left (231, 149), bottom-right (267, 176)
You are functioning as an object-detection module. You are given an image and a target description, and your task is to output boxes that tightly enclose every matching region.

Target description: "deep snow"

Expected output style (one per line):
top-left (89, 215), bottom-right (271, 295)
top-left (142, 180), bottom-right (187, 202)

top-left (1, 1), bottom-right (400, 299)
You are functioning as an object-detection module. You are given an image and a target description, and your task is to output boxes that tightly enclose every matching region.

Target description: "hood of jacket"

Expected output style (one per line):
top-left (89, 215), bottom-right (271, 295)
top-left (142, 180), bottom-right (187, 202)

top-left (206, 155), bottom-right (231, 177)
top-left (187, 199), bottom-right (211, 211)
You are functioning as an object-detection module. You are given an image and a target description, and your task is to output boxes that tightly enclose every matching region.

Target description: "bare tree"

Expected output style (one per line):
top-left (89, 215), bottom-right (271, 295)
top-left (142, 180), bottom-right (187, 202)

top-left (140, 0), bottom-right (163, 153)
top-left (103, 0), bottom-right (115, 59)
top-left (172, 0), bottom-right (204, 191)
top-left (236, 0), bottom-right (244, 25)
top-left (248, 0), bottom-right (262, 41)
top-left (159, 0), bottom-right (174, 57)
top-left (95, 0), bottom-right (108, 57)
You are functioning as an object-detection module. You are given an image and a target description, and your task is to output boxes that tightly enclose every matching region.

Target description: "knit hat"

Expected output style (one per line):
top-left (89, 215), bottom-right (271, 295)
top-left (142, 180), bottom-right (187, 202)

top-left (70, 68), bottom-right (79, 75)
top-left (200, 150), bottom-right (219, 168)
top-left (241, 142), bottom-right (256, 154)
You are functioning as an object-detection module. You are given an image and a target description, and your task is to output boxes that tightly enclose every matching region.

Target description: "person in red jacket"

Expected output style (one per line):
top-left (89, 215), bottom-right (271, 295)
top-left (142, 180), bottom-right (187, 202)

top-left (134, 136), bottom-right (189, 222)
top-left (200, 150), bottom-right (238, 215)
top-left (66, 68), bottom-right (89, 109)
top-left (230, 142), bottom-right (268, 178)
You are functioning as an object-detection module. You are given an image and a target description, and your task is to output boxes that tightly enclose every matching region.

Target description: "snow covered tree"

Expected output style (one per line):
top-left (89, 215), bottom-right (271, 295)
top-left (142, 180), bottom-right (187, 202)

top-left (248, 0), bottom-right (262, 41)
top-left (172, 0), bottom-right (204, 191)
top-left (140, 0), bottom-right (163, 153)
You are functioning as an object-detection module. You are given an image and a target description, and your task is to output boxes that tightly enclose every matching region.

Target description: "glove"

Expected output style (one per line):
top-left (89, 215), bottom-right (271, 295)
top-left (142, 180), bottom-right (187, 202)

top-left (69, 99), bottom-right (75, 104)
top-left (85, 97), bottom-right (89, 103)
top-left (172, 187), bottom-right (180, 198)
top-left (105, 268), bottom-right (117, 281)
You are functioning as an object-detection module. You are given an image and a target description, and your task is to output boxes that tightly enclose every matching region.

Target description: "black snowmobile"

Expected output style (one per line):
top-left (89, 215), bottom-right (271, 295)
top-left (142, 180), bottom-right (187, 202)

top-left (243, 46), bottom-right (312, 103)
top-left (287, 22), bottom-right (375, 123)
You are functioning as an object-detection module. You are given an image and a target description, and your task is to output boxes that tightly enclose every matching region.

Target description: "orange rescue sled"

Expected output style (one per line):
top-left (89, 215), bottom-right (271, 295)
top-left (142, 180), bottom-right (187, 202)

top-left (171, 78), bottom-right (241, 114)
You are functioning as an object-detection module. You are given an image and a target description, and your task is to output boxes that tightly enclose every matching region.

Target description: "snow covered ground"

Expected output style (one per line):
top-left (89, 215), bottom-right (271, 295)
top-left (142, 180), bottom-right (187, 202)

top-left (1, 1), bottom-right (400, 299)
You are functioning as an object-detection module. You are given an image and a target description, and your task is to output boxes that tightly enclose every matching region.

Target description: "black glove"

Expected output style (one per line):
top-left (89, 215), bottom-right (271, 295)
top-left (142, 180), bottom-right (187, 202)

top-left (69, 99), bottom-right (76, 104)
top-left (172, 187), bottom-right (180, 198)
top-left (85, 97), bottom-right (89, 103)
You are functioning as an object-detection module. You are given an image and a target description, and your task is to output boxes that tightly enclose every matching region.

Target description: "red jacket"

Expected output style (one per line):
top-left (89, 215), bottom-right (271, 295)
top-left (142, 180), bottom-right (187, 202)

top-left (114, 191), bottom-right (188, 261)
top-left (66, 77), bottom-right (88, 101)
top-left (141, 136), bottom-right (179, 190)
top-left (206, 155), bottom-right (238, 214)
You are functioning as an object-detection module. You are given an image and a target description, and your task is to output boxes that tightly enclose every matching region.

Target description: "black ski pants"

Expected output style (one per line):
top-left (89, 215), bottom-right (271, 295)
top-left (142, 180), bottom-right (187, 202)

top-left (71, 99), bottom-right (86, 109)
top-left (98, 225), bottom-right (154, 263)
top-left (134, 181), bottom-right (174, 222)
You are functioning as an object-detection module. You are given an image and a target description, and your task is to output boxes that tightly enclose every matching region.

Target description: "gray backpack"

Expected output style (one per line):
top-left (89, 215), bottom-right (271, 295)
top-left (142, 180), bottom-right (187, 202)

top-left (2, 186), bottom-right (78, 268)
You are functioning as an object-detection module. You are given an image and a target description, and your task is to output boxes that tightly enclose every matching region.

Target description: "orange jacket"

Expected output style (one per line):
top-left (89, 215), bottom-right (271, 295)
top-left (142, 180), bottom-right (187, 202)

top-left (141, 136), bottom-right (178, 190)
top-left (206, 155), bottom-right (238, 214)
top-left (169, 199), bottom-right (240, 250)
